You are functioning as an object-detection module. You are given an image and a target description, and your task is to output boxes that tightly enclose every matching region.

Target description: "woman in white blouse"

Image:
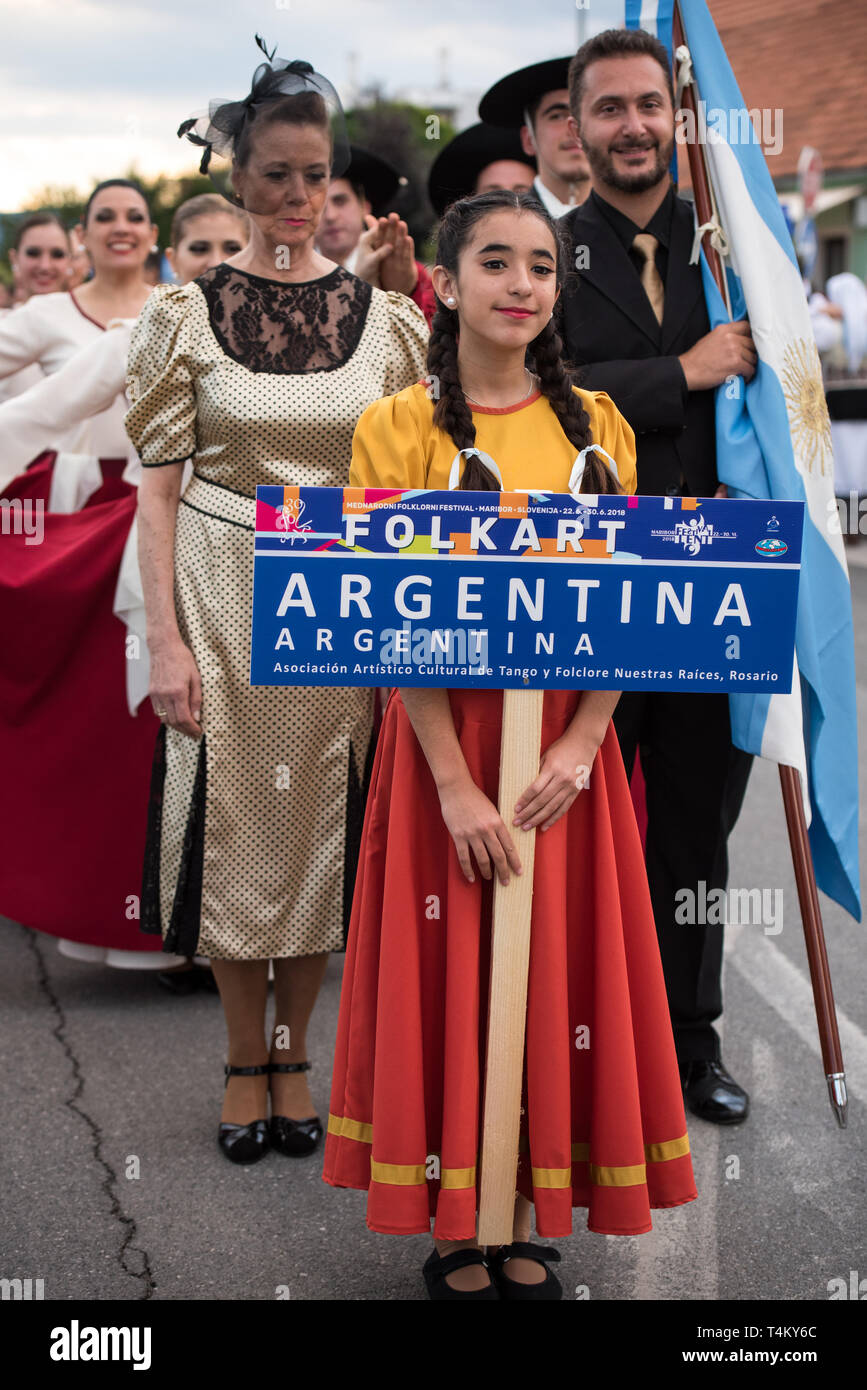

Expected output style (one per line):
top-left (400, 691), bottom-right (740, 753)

top-left (0, 192), bottom-right (251, 990)
top-left (0, 180), bottom-right (165, 969)
top-left (0, 180), bottom-right (157, 495)
top-left (0, 213), bottom-right (73, 411)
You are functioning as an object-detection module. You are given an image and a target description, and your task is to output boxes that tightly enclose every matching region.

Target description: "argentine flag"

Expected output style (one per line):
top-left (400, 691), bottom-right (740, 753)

top-left (589, 1), bottom-right (860, 919)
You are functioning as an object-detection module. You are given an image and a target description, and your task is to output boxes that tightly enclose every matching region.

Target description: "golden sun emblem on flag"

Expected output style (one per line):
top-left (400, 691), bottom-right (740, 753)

top-left (780, 338), bottom-right (832, 475)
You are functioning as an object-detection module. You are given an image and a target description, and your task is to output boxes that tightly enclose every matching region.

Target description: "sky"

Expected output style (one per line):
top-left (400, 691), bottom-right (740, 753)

top-left (0, 0), bottom-right (621, 210)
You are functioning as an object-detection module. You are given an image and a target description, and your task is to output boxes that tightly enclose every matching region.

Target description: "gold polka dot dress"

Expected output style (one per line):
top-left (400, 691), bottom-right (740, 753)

top-left (124, 264), bottom-right (429, 959)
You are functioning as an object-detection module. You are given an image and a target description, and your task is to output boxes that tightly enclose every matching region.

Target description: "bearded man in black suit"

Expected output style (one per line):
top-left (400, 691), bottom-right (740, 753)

top-left (560, 27), bottom-right (758, 1125)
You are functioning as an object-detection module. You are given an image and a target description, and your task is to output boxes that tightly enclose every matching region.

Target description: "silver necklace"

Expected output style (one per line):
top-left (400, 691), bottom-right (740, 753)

top-left (464, 369), bottom-right (536, 408)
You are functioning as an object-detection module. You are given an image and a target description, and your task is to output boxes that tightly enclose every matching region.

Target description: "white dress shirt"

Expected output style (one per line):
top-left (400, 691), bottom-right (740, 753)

top-left (533, 175), bottom-right (577, 220)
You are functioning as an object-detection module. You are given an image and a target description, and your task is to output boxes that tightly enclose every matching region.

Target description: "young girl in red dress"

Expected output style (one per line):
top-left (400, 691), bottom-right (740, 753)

top-left (322, 190), bottom-right (697, 1300)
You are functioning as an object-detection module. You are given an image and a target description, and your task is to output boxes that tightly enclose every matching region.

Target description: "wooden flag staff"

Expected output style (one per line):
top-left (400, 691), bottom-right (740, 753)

top-left (478, 687), bottom-right (544, 1245)
top-left (672, 0), bottom-right (847, 1127)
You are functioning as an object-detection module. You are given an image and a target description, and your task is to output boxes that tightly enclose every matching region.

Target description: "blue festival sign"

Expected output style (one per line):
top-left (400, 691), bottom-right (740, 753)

top-left (251, 486), bottom-right (803, 692)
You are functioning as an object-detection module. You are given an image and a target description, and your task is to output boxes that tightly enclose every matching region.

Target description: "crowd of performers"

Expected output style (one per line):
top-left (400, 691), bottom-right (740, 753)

top-left (2, 29), bottom-right (768, 1299)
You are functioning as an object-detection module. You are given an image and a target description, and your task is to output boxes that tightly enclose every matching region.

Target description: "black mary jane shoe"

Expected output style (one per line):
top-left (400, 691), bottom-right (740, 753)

top-left (680, 1059), bottom-right (749, 1125)
top-left (218, 1064), bottom-right (271, 1165)
top-left (422, 1248), bottom-right (500, 1301)
top-left (489, 1242), bottom-right (563, 1300)
top-left (157, 962), bottom-right (218, 997)
top-left (268, 1061), bottom-right (324, 1157)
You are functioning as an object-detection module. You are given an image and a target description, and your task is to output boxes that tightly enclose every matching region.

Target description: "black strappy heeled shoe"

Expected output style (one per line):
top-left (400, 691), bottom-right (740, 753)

top-left (268, 1061), bottom-right (324, 1156)
top-left (422, 1248), bottom-right (500, 1300)
top-left (488, 1241), bottom-right (563, 1300)
top-left (218, 1064), bottom-right (271, 1164)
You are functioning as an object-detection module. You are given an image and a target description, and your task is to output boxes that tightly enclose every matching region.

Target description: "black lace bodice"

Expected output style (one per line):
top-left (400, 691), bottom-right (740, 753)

top-left (195, 263), bottom-right (372, 374)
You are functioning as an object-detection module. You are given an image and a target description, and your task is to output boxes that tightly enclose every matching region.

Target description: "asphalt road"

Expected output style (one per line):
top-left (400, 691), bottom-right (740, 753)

top-left (2, 569), bottom-right (865, 1304)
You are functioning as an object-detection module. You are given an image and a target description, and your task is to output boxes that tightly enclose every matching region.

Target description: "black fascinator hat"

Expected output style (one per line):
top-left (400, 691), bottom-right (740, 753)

top-left (177, 35), bottom-right (350, 213)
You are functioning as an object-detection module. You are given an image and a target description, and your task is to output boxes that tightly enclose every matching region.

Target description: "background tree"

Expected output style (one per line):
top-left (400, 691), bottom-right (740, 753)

top-left (345, 97), bottom-right (454, 260)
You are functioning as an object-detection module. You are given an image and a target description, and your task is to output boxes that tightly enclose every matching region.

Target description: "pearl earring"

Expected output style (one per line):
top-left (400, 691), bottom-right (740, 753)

top-left (446, 296), bottom-right (456, 306)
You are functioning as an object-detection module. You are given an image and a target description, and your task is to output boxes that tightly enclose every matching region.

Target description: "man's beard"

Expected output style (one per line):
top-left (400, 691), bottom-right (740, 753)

top-left (583, 134), bottom-right (674, 194)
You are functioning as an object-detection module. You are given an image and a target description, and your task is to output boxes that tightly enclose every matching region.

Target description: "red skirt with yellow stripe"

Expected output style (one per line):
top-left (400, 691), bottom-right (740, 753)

top-left (322, 688), bottom-right (697, 1239)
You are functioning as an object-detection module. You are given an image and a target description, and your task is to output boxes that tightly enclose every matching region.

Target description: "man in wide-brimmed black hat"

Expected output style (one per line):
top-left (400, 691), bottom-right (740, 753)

top-left (427, 122), bottom-right (537, 217)
top-left (479, 57), bottom-right (591, 216)
top-left (317, 144), bottom-right (435, 324)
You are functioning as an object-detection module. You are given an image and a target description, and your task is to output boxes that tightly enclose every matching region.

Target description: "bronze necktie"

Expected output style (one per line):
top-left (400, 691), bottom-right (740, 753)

top-left (632, 232), bottom-right (664, 325)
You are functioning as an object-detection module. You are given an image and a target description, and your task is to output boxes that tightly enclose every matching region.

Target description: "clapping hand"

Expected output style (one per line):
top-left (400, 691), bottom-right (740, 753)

top-left (354, 213), bottom-right (418, 296)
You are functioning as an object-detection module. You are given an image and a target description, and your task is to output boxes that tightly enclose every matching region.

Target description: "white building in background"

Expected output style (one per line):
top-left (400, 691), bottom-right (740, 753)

top-left (343, 47), bottom-right (479, 131)
top-left (395, 47), bottom-right (479, 131)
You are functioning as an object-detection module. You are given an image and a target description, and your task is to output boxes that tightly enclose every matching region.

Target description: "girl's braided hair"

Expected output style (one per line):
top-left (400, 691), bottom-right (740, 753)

top-left (427, 189), bottom-right (621, 494)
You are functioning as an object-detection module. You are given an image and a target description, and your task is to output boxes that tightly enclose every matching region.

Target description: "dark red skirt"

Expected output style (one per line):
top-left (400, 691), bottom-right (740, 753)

top-left (323, 688), bottom-right (697, 1239)
top-left (0, 456), bottom-right (161, 949)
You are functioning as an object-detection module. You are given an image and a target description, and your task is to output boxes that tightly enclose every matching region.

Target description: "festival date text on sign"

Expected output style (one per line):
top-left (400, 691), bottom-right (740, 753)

top-left (250, 486), bottom-right (803, 692)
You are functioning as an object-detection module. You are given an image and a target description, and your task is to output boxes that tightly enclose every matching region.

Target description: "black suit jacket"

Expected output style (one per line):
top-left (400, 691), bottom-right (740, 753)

top-left (560, 192), bottom-right (718, 497)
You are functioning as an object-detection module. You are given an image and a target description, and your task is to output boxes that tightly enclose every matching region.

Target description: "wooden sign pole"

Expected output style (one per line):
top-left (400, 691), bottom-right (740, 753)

top-left (478, 687), bottom-right (545, 1246)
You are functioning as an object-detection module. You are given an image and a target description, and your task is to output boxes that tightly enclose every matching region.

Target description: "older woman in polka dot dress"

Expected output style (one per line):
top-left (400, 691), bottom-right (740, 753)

top-left (125, 60), bottom-right (428, 1164)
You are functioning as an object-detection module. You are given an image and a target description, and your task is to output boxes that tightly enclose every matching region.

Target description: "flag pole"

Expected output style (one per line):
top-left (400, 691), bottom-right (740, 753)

top-left (672, 1), bottom-right (847, 1127)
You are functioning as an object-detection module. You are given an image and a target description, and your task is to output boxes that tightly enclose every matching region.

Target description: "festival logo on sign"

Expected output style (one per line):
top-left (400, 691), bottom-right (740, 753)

top-left (674, 514), bottom-right (715, 555)
top-left (755, 514), bottom-right (788, 556)
top-left (275, 495), bottom-right (312, 543)
top-left (651, 508), bottom-right (735, 553)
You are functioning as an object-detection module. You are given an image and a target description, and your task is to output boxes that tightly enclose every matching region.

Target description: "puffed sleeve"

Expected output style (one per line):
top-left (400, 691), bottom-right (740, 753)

top-left (0, 326), bottom-right (130, 477)
top-left (349, 389), bottom-right (428, 491)
top-left (380, 290), bottom-right (429, 398)
top-left (0, 299), bottom-right (50, 377)
top-left (576, 386), bottom-right (638, 496)
top-left (124, 284), bottom-right (198, 467)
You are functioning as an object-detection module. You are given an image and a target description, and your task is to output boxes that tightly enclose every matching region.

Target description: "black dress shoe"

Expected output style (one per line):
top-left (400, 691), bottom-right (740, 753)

top-left (680, 1059), bottom-right (749, 1125)
top-left (218, 1064), bottom-right (271, 1164)
top-left (268, 1061), bottom-right (323, 1157)
top-left (157, 962), bottom-right (218, 996)
top-left (423, 1248), bottom-right (499, 1300)
top-left (489, 1242), bottom-right (563, 1300)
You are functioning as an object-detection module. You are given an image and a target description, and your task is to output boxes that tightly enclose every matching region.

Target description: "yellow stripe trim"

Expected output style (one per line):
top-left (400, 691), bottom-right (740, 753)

top-left (329, 1114), bottom-right (689, 1188)
top-left (531, 1166), bottom-right (572, 1189)
top-left (369, 1158), bottom-right (477, 1188)
top-left (570, 1135), bottom-right (691, 1167)
top-left (370, 1159), bottom-right (426, 1186)
top-left (327, 1112), bottom-right (373, 1145)
top-left (589, 1162), bottom-right (646, 1187)
top-left (441, 1166), bottom-right (477, 1190)
top-left (645, 1133), bottom-right (691, 1163)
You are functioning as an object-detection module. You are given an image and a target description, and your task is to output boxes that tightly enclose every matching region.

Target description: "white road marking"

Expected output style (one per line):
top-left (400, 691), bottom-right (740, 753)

top-left (725, 921), bottom-right (866, 1103)
top-left (630, 1120), bottom-right (721, 1301)
top-left (604, 905), bottom-right (867, 1303)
